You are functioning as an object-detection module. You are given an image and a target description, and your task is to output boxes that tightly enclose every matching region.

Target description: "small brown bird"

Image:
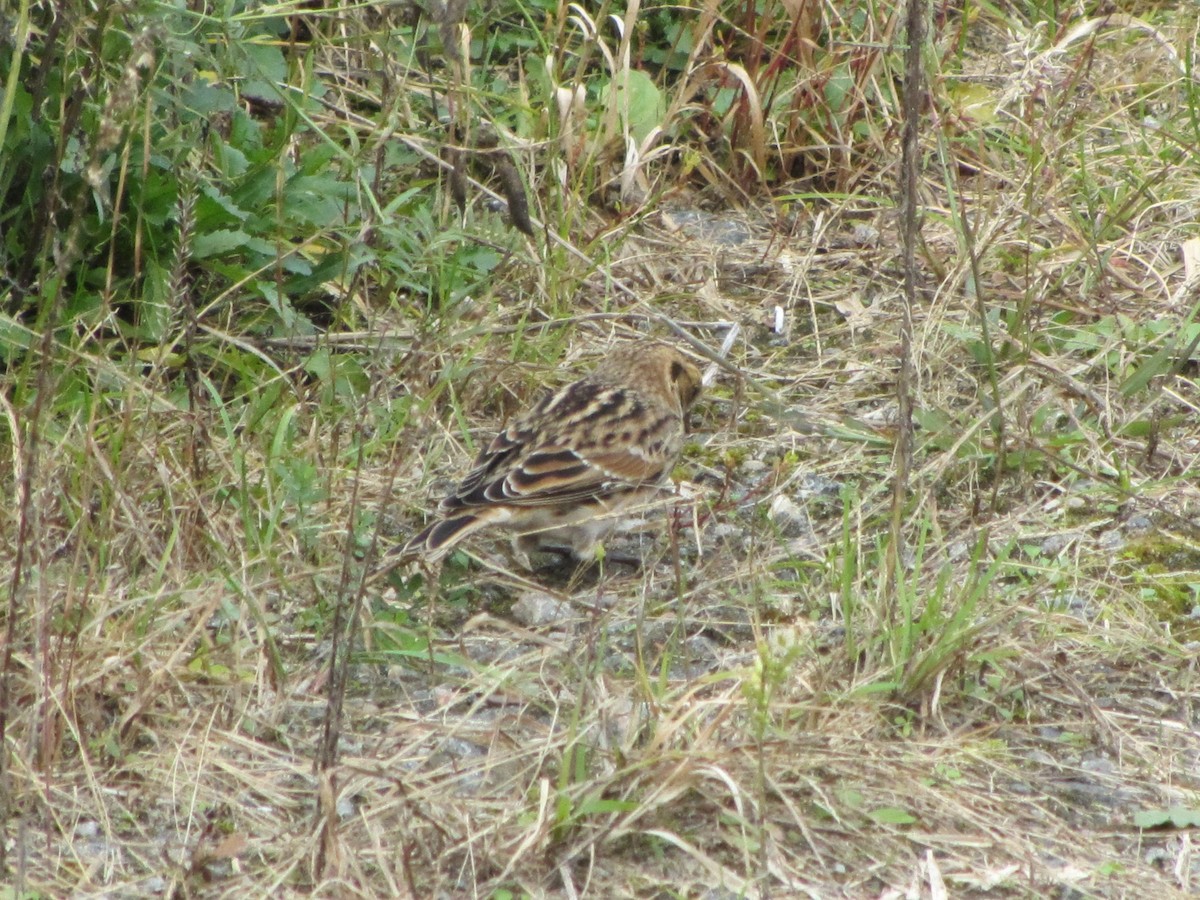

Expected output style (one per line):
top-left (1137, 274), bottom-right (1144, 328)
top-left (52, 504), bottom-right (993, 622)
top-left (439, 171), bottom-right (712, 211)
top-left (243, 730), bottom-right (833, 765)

top-left (399, 340), bottom-right (703, 565)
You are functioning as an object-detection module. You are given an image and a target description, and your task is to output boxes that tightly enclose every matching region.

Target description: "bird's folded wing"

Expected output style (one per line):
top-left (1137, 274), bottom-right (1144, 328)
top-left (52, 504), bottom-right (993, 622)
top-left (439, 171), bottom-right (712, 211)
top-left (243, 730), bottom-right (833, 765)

top-left (448, 432), bottom-right (523, 504)
top-left (447, 445), bottom-right (667, 510)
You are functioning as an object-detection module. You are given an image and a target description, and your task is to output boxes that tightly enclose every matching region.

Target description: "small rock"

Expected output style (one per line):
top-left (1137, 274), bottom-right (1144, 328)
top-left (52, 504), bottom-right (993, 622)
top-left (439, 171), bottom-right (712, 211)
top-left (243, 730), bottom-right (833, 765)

top-left (710, 522), bottom-right (749, 552)
top-left (782, 536), bottom-right (820, 561)
top-left (947, 541), bottom-right (971, 562)
top-left (1046, 591), bottom-right (1097, 620)
top-left (852, 223), bottom-right (880, 245)
top-left (1040, 533), bottom-right (1078, 556)
top-left (680, 635), bottom-right (722, 676)
top-left (1124, 514), bottom-right (1154, 534)
top-left (1145, 845), bottom-right (1172, 866)
top-left (768, 495), bottom-right (810, 537)
top-left (796, 473), bottom-right (842, 499)
top-left (442, 737), bottom-right (487, 759)
top-left (510, 591), bottom-right (574, 627)
top-left (1025, 749), bottom-right (1056, 766)
top-left (74, 820), bottom-right (100, 838)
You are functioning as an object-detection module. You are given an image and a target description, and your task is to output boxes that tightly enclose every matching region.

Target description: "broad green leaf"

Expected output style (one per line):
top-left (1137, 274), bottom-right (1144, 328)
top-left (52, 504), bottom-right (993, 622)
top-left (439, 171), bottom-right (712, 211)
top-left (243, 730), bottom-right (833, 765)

top-left (193, 228), bottom-right (251, 258)
top-left (869, 807), bottom-right (917, 825)
top-left (239, 42), bottom-right (288, 104)
top-left (613, 69), bottom-right (664, 145)
top-left (1134, 807), bottom-right (1200, 829)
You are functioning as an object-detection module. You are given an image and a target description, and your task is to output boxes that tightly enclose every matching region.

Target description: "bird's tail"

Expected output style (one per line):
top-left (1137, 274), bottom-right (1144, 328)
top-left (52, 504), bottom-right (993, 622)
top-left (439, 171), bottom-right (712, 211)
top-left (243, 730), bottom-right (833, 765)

top-left (389, 513), bottom-right (483, 566)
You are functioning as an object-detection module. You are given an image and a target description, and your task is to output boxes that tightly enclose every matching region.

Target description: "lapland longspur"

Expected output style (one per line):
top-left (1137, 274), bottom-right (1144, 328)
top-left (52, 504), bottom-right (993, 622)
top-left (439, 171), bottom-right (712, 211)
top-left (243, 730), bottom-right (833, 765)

top-left (398, 340), bottom-right (703, 565)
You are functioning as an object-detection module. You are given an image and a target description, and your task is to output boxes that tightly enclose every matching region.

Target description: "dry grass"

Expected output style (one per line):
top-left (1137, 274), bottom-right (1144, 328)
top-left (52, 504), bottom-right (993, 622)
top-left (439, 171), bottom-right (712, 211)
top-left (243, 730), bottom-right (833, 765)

top-left (4, 1), bottom-right (1200, 898)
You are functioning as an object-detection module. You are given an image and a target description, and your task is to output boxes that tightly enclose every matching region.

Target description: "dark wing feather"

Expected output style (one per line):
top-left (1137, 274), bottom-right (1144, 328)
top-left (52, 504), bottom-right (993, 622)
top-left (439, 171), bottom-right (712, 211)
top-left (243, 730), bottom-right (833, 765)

top-left (439, 384), bottom-right (675, 512)
top-left (439, 388), bottom-right (562, 508)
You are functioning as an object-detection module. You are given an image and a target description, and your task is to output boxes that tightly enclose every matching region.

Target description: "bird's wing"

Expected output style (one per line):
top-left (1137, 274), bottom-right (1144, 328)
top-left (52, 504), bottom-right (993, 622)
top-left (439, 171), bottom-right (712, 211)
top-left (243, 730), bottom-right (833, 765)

top-left (445, 443), bottom-right (661, 509)
top-left (441, 388), bottom-right (673, 511)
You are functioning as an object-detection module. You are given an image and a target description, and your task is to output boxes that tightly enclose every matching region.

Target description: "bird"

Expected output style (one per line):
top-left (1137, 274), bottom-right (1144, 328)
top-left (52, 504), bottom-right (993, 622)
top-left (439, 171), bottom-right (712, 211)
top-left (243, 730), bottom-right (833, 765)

top-left (396, 339), bottom-right (703, 567)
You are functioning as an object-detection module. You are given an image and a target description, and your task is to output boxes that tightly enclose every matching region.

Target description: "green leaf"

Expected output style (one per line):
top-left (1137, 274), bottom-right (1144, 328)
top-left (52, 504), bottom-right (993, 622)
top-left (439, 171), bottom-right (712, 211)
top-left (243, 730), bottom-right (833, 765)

top-left (825, 63), bottom-right (854, 113)
top-left (868, 807), bottom-right (917, 825)
top-left (574, 797), bottom-right (638, 816)
top-left (946, 80), bottom-right (998, 125)
top-left (198, 184), bottom-right (250, 226)
top-left (1133, 809), bottom-right (1170, 828)
top-left (0, 313), bottom-right (35, 363)
top-left (194, 228), bottom-right (252, 258)
top-left (837, 788), bottom-right (864, 808)
top-left (1119, 342), bottom-right (1173, 397)
top-left (305, 349), bottom-right (368, 400)
top-left (284, 174), bottom-right (354, 227)
top-left (1134, 807), bottom-right (1200, 829)
top-left (239, 42), bottom-right (288, 104)
top-left (135, 258), bottom-right (173, 341)
top-left (848, 680), bottom-right (901, 696)
top-left (183, 79), bottom-right (238, 119)
top-left (257, 281), bottom-right (313, 335)
top-left (613, 69), bottom-right (664, 145)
